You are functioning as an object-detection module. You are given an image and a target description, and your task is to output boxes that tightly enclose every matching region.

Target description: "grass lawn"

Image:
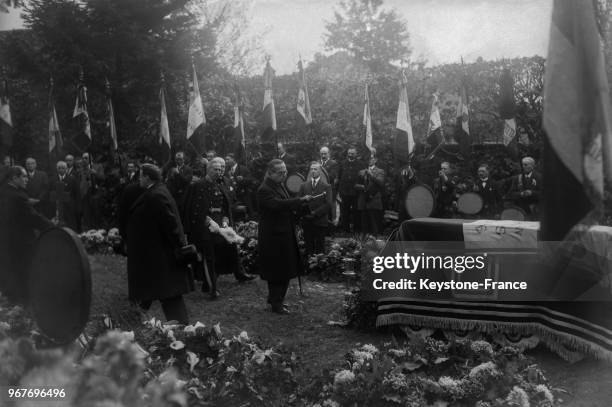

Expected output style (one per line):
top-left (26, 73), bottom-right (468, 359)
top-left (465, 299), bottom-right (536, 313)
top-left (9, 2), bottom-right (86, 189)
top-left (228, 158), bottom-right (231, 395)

top-left (89, 254), bottom-right (612, 406)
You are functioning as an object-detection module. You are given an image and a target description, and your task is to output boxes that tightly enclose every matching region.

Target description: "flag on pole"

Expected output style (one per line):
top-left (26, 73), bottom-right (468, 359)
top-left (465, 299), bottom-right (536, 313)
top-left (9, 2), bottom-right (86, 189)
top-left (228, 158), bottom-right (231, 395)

top-left (73, 68), bottom-right (91, 148)
top-left (233, 83), bottom-right (246, 162)
top-left (395, 71), bottom-right (414, 162)
top-left (262, 58), bottom-right (277, 138)
top-left (187, 63), bottom-right (205, 140)
top-left (48, 77), bottom-right (63, 155)
top-left (105, 78), bottom-right (118, 151)
top-left (542, 0), bottom-right (612, 240)
top-left (455, 71), bottom-right (471, 158)
top-left (427, 92), bottom-right (442, 146)
top-left (0, 78), bottom-right (12, 151)
top-left (363, 83), bottom-right (373, 153)
top-left (297, 58), bottom-right (312, 125)
top-left (159, 74), bottom-right (170, 148)
top-left (499, 68), bottom-right (517, 146)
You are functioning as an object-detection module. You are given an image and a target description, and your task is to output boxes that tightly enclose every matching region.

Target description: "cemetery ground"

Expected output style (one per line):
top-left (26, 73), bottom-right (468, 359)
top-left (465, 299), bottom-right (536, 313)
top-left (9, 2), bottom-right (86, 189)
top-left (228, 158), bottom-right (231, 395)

top-left (89, 254), bottom-right (612, 407)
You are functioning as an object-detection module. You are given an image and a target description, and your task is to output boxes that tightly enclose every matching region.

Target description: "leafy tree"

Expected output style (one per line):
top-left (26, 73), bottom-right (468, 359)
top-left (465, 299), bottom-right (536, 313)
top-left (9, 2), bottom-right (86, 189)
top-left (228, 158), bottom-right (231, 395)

top-left (324, 0), bottom-right (411, 73)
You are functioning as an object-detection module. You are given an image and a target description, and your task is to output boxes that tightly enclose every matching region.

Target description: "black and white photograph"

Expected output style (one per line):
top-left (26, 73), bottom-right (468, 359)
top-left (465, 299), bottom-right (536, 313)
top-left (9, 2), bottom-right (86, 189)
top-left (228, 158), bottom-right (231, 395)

top-left (1, 0), bottom-right (612, 405)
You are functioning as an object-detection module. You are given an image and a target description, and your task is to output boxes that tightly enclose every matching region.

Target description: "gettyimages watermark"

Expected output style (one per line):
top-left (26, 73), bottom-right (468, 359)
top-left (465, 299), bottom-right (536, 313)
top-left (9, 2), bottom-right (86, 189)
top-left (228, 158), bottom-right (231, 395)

top-left (360, 241), bottom-right (612, 302)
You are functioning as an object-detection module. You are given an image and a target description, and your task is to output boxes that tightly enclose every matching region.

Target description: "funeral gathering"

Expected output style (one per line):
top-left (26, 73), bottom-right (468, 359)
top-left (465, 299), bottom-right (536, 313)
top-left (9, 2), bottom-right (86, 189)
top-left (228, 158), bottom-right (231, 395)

top-left (0, 0), bottom-right (612, 406)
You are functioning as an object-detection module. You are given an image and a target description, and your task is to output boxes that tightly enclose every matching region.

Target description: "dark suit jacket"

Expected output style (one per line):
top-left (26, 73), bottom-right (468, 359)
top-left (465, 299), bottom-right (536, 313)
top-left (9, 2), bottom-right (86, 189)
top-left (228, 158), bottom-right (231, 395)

top-left (337, 159), bottom-right (364, 197)
top-left (118, 182), bottom-right (145, 241)
top-left (256, 177), bottom-right (303, 283)
top-left (472, 179), bottom-right (502, 217)
top-left (357, 166), bottom-right (385, 210)
top-left (126, 183), bottom-right (192, 302)
top-left (279, 153), bottom-right (297, 174)
top-left (26, 170), bottom-right (50, 215)
top-left (506, 171), bottom-right (541, 207)
top-left (49, 174), bottom-right (79, 230)
top-left (166, 164), bottom-right (193, 206)
top-left (321, 158), bottom-right (339, 189)
top-left (299, 178), bottom-right (332, 227)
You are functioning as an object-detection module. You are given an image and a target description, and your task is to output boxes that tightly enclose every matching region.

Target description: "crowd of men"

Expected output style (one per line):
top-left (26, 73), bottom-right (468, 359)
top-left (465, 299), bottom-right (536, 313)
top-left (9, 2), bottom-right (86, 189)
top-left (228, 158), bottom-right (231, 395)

top-left (0, 143), bottom-right (540, 322)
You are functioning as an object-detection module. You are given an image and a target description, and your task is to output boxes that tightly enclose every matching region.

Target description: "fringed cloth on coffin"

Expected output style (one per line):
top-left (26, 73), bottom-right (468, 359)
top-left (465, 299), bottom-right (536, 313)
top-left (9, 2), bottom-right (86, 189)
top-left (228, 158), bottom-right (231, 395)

top-left (375, 218), bottom-right (612, 362)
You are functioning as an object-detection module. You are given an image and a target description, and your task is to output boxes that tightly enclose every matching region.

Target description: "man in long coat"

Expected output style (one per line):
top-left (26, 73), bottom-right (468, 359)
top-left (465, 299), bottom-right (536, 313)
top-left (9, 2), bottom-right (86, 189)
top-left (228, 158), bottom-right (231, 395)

top-left (257, 159), bottom-right (312, 314)
top-left (125, 164), bottom-right (193, 324)
top-left (355, 156), bottom-right (386, 235)
top-left (0, 166), bottom-right (53, 304)
top-left (25, 157), bottom-right (50, 217)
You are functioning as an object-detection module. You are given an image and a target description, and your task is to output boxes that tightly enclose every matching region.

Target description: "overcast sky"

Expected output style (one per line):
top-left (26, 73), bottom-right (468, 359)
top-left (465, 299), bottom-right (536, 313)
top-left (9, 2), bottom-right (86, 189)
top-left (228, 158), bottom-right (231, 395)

top-left (0, 0), bottom-right (553, 75)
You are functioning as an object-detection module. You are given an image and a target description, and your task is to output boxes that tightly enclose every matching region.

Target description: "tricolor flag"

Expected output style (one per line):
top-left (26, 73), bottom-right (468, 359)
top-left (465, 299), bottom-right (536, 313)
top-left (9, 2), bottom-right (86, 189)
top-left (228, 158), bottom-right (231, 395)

top-left (105, 78), bottom-right (118, 151)
top-left (542, 0), bottom-right (612, 240)
top-left (187, 64), bottom-right (205, 140)
top-left (159, 75), bottom-right (171, 149)
top-left (395, 71), bottom-right (414, 162)
top-left (456, 78), bottom-right (471, 158)
top-left (499, 68), bottom-right (517, 146)
top-left (262, 59), bottom-right (277, 138)
top-left (296, 59), bottom-right (312, 125)
top-left (427, 92), bottom-right (442, 146)
top-left (363, 83), bottom-right (373, 153)
top-left (48, 77), bottom-right (63, 155)
top-left (233, 83), bottom-right (246, 162)
top-left (0, 78), bottom-right (12, 151)
top-left (73, 68), bottom-right (91, 147)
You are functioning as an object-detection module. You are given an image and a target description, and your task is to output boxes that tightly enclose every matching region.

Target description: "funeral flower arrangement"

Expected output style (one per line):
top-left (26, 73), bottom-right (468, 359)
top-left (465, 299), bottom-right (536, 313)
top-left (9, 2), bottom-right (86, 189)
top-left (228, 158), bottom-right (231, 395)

top-left (79, 228), bottom-right (123, 254)
top-left (235, 221), bottom-right (259, 274)
top-left (306, 238), bottom-right (363, 282)
top-left (306, 338), bottom-right (558, 407)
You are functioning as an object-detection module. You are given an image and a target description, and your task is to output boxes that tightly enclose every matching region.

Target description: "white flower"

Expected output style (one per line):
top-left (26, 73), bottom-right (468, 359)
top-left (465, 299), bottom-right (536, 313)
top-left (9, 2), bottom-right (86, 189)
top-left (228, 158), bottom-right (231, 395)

top-left (438, 376), bottom-right (460, 390)
top-left (361, 344), bottom-right (378, 354)
top-left (238, 331), bottom-right (249, 341)
top-left (226, 366), bottom-right (237, 373)
top-left (183, 325), bottom-right (196, 334)
top-left (333, 369), bottom-right (355, 386)
top-left (388, 349), bottom-right (406, 358)
top-left (194, 321), bottom-right (205, 329)
top-left (469, 361), bottom-right (498, 378)
top-left (322, 400), bottom-right (340, 407)
top-left (506, 386), bottom-right (530, 407)
top-left (170, 340), bottom-right (185, 350)
top-left (535, 384), bottom-right (554, 404)
top-left (213, 323), bottom-right (222, 336)
top-left (167, 330), bottom-right (176, 341)
top-left (470, 340), bottom-right (494, 356)
top-left (186, 351), bottom-right (199, 372)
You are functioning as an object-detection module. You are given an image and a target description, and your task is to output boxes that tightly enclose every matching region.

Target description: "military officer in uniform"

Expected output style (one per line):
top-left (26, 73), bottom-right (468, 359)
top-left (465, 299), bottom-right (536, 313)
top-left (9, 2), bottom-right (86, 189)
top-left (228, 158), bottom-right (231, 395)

top-left (182, 157), bottom-right (254, 299)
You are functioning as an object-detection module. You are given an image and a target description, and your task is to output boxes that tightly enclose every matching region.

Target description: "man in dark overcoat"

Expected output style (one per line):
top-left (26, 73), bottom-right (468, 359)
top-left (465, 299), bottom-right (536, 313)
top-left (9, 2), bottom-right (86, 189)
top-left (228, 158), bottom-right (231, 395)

top-left (165, 151), bottom-right (193, 208)
top-left (337, 147), bottom-right (363, 233)
top-left (299, 161), bottom-right (332, 255)
top-left (505, 156), bottom-right (541, 220)
top-left (49, 161), bottom-right (80, 231)
top-left (257, 159), bottom-right (312, 314)
top-left (0, 166), bottom-right (53, 304)
top-left (25, 157), bottom-right (50, 217)
top-left (126, 164), bottom-right (193, 324)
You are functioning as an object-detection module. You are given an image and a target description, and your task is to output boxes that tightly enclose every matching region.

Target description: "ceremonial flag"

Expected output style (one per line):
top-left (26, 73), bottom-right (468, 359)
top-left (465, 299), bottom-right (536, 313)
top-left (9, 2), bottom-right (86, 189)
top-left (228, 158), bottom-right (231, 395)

top-left (262, 59), bottom-right (277, 139)
top-left (159, 77), bottom-right (170, 148)
top-left (455, 73), bottom-right (471, 158)
top-left (0, 78), bottom-right (12, 151)
top-left (296, 59), bottom-right (312, 125)
top-left (48, 77), bottom-right (63, 156)
top-left (542, 0), bottom-right (612, 240)
top-left (364, 83), bottom-right (373, 153)
top-left (427, 92), bottom-right (442, 146)
top-left (499, 68), bottom-right (517, 146)
top-left (105, 78), bottom-right (118, 151)
top-left (395, 71), bottom-right (414, 162)
top-left (187, 64), bottom-right (205, 140)
top-left (73, 68), bottom-right (91, 148)
top-left (233, 83), bottom-right (246, 162)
